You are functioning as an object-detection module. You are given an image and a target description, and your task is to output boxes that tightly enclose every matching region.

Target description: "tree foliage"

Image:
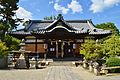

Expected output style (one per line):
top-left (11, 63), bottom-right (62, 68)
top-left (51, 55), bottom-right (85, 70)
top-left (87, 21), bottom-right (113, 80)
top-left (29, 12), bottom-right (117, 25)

top-left (5, 34), bottom-right (21, 51)
top-left (103, 35), bottom-right (120, 58)
top-left (44, 15), bottom-right (57, 20)
top-left (97, 23), bottom-right (120, 58)
top-left (106, 57), bottom-right (120, 67)
top-left (96, 22), bottom-right (119, 35)
top-left (0, 41), bottom-right (8, 57)
top-left (105, 57), bottom-right (120, 73)
top-left (0, 23), bottom-right (9, 40)
top-left (0, 0), bottom-right (21, 41)
top-left (0, 22), bottom-right (9, 30)
top-left (80, 39), bottom-right (103, 61)
top-left (0, 0), bottom-right (21, 57)
top-left (0, 0), bottom-right (20, 30)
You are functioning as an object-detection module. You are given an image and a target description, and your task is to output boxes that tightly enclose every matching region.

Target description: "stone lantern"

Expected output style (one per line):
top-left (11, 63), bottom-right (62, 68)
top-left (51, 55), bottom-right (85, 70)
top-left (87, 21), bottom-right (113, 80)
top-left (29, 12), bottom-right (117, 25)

top-left (19, 39), bottom-right (25, 52)
top-left (15, 39), bottom-right (27, 69)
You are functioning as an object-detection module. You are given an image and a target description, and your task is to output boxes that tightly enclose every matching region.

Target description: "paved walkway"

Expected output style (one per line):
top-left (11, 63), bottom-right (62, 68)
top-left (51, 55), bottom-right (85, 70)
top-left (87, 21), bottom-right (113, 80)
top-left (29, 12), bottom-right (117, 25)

top-left (72, 66), bottom-right (120, 80)
top-left (0, 66), bottom-right (120, 80)
top-left (45, 66), bottom-right (83, 80)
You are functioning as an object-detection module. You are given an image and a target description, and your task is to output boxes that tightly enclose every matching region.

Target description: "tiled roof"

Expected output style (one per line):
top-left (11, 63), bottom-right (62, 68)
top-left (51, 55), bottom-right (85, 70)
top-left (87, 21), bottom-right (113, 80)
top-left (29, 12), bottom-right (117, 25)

top-left (10, 15), bottom-right (112, 36)
top-left (27, 20), bottom-right (91, 32)
top-left (26, 20), bottom-right (52, 31)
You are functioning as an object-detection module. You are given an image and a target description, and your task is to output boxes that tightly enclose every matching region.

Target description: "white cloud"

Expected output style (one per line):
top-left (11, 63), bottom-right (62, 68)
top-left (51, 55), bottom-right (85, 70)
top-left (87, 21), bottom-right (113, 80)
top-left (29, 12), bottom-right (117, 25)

top-left (15, 7), bottom-right (32, 29)
top-left (104, 0), bottom-right (120, 6)
top-left (53, 0), bottom-right (83, 14)
top-left (16, 7), bottom-right (32, 20)
top-left (49, 1), bottom-right (54, 4)
top-left (54, 3), bottom-right (69, 14)
top-left (49, 0), bottom-right (60, 4)
top-left (55, 0), bottom-right (60, 3)
top-left (68, 0), bottom-right (83, 13)
top-left (90, 0), bottom-right (120, 13)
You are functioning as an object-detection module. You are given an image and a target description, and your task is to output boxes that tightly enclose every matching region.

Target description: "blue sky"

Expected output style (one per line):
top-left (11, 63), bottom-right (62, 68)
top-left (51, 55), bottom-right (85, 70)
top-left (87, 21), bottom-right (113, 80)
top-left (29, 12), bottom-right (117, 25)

top-left (16, 0), bottom-right (120, 30)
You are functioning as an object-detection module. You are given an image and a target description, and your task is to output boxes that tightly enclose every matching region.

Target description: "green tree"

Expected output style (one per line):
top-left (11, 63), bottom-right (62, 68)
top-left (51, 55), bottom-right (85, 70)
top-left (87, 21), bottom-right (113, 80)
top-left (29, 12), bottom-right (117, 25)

top-left (80, 39), bottom-right (103, 61)
top-left (0, 23), bottom-right (21, 52)
top-left (44, 15), bottom-right (57, 20)
top-left (96, 22), bottom-right (119, 35)
top-left (80, 22), bottom-right (120, 61)
top-left (103, 35), bottom-right (120, 58)
top-left (0, 0), bottom-right (20, 41)
top-left (95, 22), bottom-right (120, 58)
top-left (0, 23), bottom-right (9, 40)
top-left (5, 34), bottom-right (21, 51)
top-left (0, 41), bottom-right (8, 57)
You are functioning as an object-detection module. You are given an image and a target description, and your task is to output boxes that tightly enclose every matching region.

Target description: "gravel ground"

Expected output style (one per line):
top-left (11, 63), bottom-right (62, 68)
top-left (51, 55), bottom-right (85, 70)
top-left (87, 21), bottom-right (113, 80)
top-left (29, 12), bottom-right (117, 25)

top-left (0, 66), bottom-right (120, 80)
top-left (0, 68), bottom-right (48, 80)
top-left (72, 66), bottom-right (120, 80)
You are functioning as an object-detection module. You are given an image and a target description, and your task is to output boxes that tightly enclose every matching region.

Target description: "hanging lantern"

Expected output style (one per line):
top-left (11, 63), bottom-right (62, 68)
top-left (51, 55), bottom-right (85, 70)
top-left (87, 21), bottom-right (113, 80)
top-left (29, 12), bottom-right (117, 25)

top-left (44, 44), bottom-right (47, 49)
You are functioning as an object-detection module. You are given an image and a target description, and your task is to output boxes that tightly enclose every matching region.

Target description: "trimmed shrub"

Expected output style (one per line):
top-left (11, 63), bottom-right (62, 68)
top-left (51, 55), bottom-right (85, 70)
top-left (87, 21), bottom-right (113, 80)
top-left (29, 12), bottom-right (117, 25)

top-left (106, 57), bottom-right (120, 67)
top-left (106, 57), bottom-right (120, 73)
top-left (0, 41), bottom-right (8, 68)
top-left (0, 41), bottom-right (8, 58)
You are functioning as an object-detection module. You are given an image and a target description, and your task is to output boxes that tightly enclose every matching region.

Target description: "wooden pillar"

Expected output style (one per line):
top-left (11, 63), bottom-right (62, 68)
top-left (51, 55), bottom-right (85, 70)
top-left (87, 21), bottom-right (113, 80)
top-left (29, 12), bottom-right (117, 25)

top-left (73, 43), bottom-right (76, 58)
top-left (61, 42), bottom-right (64, 58)
top-left (56, 41), bottom-right (58, 58)
top-left (44, 43), bottom-right (47, 59)
top-left (35, 37), bottom-right (38, 69)
top-left (13, 53), bottom-right (15, 66)
top-left (35, 37), bottom-right (37, 52)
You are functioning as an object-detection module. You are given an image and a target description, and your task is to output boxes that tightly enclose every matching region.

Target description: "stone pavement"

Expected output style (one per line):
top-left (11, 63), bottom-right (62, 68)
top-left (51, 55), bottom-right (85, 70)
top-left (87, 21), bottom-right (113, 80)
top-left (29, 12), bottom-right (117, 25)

top-left (0, 66), bottom-right (120, 80)
top-left (45, 66), bottom-right (83, 80)
top-left (72, 66), bottom-right (120, 80)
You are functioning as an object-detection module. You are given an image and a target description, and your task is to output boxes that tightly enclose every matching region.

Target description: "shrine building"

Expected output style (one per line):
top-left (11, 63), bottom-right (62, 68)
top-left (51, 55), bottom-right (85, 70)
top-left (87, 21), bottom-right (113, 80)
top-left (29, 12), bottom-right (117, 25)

top-left (10, 14), bottom-right (111, 59)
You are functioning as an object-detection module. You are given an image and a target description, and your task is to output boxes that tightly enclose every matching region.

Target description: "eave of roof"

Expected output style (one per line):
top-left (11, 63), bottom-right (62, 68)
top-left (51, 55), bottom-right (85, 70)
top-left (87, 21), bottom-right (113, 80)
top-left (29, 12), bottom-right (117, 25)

top-left (10, 31), bottom-right (31, 35)
top-left (89, 30), bottom-right (112, 35)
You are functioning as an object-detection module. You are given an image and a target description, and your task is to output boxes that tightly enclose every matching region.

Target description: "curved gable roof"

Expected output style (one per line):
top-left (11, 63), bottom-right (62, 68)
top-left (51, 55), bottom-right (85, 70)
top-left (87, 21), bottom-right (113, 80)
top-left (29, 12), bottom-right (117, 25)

top-left (45, 18), bottom-right (76, 31)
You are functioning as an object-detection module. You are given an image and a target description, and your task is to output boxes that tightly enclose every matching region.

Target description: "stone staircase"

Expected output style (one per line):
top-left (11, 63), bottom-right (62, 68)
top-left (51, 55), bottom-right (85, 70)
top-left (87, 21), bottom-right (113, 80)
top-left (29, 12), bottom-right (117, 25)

top-left (48, 61), bottom-right (75, 66)
top-left (47, 57), bottom-right (82, 66)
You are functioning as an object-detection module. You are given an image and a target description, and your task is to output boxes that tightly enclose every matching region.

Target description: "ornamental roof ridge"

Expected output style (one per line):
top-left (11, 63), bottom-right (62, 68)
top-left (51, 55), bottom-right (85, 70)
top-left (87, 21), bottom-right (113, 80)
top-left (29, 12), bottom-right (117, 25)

top-left (31, 20), bottom-right (54, 22)
top-left (29, 19), bottom-right (91, 23)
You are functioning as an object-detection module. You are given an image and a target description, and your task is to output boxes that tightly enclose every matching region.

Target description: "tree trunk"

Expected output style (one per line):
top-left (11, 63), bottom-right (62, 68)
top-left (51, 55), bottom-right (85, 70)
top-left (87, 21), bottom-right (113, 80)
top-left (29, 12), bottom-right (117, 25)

top-left (1, 30), bottom-right (6, 42)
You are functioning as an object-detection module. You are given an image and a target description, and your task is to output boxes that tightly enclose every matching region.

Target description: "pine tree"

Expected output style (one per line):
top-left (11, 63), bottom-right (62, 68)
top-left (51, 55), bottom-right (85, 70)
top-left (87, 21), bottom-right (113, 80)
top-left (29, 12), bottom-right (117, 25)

top-left (0, 0), bottom-right (20, 41)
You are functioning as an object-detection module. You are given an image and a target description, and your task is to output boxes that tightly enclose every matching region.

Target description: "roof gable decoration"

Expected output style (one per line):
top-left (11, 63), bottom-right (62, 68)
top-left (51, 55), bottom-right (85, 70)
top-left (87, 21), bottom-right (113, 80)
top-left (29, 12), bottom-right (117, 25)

top-left (46, 26), bottom-right (75, 33)
top-left (32, 25), bottom-right (89, 34)
top-left (44, 14), bottom-right (76, 31)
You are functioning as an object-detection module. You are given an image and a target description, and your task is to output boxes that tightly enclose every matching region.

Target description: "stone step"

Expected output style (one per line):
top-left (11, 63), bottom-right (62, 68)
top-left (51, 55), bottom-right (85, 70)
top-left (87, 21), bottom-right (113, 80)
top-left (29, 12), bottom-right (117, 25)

top-left (48, 61), bottom-right (75, 66)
